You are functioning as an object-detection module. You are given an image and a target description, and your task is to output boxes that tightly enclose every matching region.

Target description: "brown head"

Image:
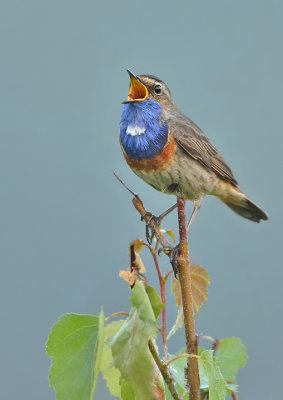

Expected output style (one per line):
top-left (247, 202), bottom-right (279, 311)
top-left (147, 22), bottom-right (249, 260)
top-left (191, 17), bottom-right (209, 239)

top-left (123, 70), bottom-right (173, 110)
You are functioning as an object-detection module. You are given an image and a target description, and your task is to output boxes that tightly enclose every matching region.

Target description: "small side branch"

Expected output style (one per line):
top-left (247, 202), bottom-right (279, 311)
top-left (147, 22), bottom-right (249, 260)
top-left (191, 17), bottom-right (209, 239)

top-left (149, 246), bottom-right (169, 359)
top-left (148, 339), bottom-right (180, 400)
top-left (176, 196), bottom-right (200, 400)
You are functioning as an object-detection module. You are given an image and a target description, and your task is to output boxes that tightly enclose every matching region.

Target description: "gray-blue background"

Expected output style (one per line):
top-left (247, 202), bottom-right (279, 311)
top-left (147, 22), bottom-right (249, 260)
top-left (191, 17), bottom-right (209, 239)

top-left (1, 1), bottom-right (282, 399)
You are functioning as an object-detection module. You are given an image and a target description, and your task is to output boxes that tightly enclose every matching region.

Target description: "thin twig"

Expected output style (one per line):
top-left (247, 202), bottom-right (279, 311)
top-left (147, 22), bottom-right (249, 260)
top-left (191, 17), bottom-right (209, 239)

top-left (113, 171), bottom-right (137, 196)
top-left (137, 271), bottom-right (148, 283)
top-left (166, 353), bottom-right (200, 367)
top-left (148, 339), bottom-right (181, 400)
top-left (104, 312), bottom-right (129, 323)
top-left (201, 335), bottom-right (215, 343)
top-left (149, 247), bottom-right (168, 360)
top-left (176, 196), bottom-right (200, 400)
top-left (165, 269), bottom-right (173, 283)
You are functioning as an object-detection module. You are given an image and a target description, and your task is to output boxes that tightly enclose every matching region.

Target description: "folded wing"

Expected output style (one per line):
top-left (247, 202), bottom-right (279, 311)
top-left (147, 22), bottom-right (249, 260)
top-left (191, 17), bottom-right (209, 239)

top-left (169, 113), bottom-right (238, 186)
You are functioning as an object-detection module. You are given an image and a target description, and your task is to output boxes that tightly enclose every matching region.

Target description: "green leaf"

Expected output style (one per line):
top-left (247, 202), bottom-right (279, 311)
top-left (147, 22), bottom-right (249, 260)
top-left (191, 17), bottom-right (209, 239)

top-left (46, 311), bottom-right (104, 400)
top-left (169, 357), bottom-right (186, 390)
top-left (168, 348), bottom-right (210, 392)
top-left (100, 320), bottom-right (125, 398)
top-left (169, 346), bottom-right (240, 399)
top-left (199, 350), bottom-right (226, 400)
top-left (129, 281), bottom-right (156, 322)
top-left (120, 377), bottom-right (135, 400)
top-left (216, 338), bottom-right (247, 384)
top-left (226, 383), bottom-right (238, 392)
top-left (110, 281), bottom-right (165, 400)
top-left (167, 348), bottom-right (187, 391)
top-left (146, 285), bottom-right (165, 320)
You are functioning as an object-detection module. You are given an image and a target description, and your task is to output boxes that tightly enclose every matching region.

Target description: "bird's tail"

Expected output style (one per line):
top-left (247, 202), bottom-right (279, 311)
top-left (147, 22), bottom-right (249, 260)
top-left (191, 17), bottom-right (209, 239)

top-left (213, 181), bottom-right (268, 223)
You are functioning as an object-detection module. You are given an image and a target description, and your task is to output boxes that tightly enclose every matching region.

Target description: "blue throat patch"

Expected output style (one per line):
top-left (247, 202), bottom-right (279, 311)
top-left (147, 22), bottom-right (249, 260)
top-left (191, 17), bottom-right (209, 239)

top-left (120, 97), bottom-right (168, 160)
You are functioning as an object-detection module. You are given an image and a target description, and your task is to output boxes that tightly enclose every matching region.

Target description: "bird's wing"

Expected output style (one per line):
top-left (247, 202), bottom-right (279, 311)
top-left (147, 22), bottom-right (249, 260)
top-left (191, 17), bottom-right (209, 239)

top-left (169, 113), bottom-right (238, 186)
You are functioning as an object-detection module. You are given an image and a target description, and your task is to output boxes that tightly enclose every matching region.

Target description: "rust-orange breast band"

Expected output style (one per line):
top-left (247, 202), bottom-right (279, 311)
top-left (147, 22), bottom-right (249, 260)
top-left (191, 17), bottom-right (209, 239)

top-left (123, 131), bottom-right (176, 172)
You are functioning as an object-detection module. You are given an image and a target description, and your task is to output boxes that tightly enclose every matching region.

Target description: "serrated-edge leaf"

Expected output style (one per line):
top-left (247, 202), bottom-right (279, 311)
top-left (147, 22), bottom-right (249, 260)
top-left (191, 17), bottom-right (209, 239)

top-left (110, 282), bottom-right (164, 400)
top-left (191, 265), bottom-right (210, 312)
top-left (100, 320), bottom-right (125, 398)
top-left (216, 337), bottom-right (248, 384)
top-left (92, 310), bottom-right (104, 397)
top-left (199, 350), bottom-right (226, 400)
top-left (46, 311), bottom-right (104, 400)
top-left (171, 277), bottom-right (182, 307)
top-left (171, 266), bottom-right (210, 314)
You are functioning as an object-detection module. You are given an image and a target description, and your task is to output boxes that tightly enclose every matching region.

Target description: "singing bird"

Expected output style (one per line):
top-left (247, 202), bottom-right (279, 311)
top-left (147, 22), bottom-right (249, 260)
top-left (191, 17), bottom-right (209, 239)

top-left (120, 70), bottom-right (268, 226)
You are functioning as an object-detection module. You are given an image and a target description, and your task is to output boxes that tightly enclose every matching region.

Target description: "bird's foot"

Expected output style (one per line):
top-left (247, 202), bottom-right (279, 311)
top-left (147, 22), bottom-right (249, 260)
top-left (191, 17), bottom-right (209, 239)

top-left (141, 203), bottom-right (178, 244)
top-left (157, 244), bottom-right (179, 278)
top-left (141, 212), bottom-right (162, 244)
top-left (169, 244), bottom-right (180, 278)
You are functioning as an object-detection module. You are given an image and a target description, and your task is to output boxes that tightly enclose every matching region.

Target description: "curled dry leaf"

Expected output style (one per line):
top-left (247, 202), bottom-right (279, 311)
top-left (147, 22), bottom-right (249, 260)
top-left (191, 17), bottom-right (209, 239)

top-left (129, 240), bottom-right (146, 273)
top-left (119, 270), bottom-right (136, 287)
top-left (119, 240), bottom-right (147, 287)
top-left (130, 239), bottom-right (145, 254)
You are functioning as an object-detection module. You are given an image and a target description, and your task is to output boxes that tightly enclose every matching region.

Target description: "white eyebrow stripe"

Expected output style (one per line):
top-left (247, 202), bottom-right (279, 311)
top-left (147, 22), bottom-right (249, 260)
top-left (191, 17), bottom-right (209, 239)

top-left (126, 125), bottom-right (146, 136)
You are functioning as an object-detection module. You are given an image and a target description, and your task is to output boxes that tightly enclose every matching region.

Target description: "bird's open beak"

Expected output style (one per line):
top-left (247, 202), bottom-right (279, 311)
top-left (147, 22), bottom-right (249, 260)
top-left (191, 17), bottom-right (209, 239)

top-left (122, 69), bottom-right (148, 104)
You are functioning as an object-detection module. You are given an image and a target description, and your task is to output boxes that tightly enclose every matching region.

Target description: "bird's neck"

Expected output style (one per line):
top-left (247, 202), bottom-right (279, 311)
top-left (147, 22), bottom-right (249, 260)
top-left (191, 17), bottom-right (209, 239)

top-left (120, 98), bottom-right (168, 160)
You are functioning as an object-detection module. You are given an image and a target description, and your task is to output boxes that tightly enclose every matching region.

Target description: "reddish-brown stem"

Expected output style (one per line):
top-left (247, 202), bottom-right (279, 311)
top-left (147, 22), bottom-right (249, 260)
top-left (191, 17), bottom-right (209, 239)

top-left (166, 353), bottom-right (200, 367)
top-left (137, 272), bottom-right (148, 284)
top-left (165, 269), bottom-right (173, 283)
top-left (150, 247), bottom-right (168, 360)
top-left (176, 196), bottom-right (200, 400)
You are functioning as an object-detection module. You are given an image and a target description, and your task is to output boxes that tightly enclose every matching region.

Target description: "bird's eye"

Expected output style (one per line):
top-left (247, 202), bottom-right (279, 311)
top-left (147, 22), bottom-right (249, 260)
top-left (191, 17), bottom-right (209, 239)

top-left (154, 84), bottom-right (162, 95)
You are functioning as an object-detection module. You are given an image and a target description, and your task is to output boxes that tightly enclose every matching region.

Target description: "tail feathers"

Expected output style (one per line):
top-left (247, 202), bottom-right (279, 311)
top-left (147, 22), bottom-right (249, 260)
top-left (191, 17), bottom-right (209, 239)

top-left (215, 182), bottom-right (269, 223)
top-left (224, 198), bottom-right (268, 222)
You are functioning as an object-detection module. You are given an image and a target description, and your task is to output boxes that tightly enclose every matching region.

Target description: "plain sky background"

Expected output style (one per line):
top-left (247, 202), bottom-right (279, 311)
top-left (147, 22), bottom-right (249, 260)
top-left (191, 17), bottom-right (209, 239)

top-left (1, 1), bottom-right (282, 399)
